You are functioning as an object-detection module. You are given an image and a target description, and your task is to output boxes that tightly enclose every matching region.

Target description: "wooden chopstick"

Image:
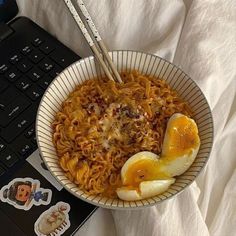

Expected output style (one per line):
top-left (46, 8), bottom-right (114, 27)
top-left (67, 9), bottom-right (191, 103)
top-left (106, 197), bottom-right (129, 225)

top-left (64, 0), bottom-right (122, 83)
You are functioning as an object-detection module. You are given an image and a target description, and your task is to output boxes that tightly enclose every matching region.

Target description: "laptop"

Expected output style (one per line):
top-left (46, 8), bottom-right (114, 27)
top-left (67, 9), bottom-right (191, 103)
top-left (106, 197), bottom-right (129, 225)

top-left (0, 1), bottom-right (97, 235)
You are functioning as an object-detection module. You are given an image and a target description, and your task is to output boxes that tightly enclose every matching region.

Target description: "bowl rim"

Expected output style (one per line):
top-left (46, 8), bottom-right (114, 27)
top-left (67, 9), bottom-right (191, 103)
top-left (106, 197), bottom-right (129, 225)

top-left (35, 50), bottom-right (214, 209)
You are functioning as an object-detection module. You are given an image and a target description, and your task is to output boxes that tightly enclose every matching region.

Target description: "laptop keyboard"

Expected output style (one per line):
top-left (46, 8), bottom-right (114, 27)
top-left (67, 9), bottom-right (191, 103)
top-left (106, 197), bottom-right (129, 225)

top-left (0, 36), bottom-right (78, 178)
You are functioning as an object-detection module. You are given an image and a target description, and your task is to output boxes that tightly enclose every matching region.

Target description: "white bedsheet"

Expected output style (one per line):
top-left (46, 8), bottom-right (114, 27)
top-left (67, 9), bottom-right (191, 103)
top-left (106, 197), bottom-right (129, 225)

top-left (16, 0), bottom-right (236, 235)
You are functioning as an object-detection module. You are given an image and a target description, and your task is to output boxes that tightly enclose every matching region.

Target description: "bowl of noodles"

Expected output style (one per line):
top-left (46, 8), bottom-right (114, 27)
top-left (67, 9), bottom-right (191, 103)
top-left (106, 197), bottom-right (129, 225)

top-left (36, 51), bottom-right (213, 209)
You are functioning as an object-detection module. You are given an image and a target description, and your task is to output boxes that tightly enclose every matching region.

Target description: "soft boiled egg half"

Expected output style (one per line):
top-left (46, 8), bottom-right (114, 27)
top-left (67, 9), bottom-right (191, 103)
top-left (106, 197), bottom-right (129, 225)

top-left (116, 113), bottom-right (200, 201)
top-left (116, 151), bottom-right (175, 201)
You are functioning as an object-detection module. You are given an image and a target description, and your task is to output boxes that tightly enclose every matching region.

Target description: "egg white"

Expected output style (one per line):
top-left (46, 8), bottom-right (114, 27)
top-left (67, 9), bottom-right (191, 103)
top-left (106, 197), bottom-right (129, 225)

top-left (116, 178), bottom-right (175, 201)
top-left (159, 148), bottom-right (200, 177)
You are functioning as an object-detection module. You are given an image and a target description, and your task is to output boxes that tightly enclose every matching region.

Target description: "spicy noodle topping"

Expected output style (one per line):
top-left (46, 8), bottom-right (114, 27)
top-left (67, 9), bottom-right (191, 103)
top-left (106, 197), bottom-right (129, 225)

top-left (52, 70), bottom-right (192, 198)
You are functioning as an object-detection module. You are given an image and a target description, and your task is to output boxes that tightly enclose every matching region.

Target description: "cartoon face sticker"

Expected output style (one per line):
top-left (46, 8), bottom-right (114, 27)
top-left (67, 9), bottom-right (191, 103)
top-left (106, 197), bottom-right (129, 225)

top-left (0, 178), bottom-right (52, 210)
top-left (34, 202), bottom-right (71, 236)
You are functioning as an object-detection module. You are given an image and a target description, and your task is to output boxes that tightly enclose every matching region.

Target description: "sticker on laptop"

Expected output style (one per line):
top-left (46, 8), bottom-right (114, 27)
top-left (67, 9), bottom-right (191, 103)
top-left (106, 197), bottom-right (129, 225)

top-left (0, 177), bottom-right (52, 211)
top-left (34, 202), bottom-right (71, 236)
top-left (27, 150), bottom-right (63, 191)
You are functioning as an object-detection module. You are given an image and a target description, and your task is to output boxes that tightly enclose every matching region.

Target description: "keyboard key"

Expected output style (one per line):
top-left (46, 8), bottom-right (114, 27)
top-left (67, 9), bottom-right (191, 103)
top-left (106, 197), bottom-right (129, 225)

top-left (17, 59), bottom-right (33, 73)
top-left (50, 49), bottom-right (76, 68)
top-left (38, 75), bottom-right (53, 89)
top-left (25, 126), bottom-right (35, 138)
top-left (28, 50), bottom-right (44, 64)
top-left (31, 136), bottom-right (37, 145)
top-left (5, 68), bottom-right (21, 82)
top-left (0, 165), bottom-right (5, 176)
top-left (16, 77), bottom-right (32, 91)
top-left (0, 63), bottom-right (10, 74)
top-left (1, 107), bottom-right (35, 143)
top-left (32, 37), bottom-right (44, 47)
top-left (39, 42), bottom-right (55, 55)
top-left (0, 87), bottom-right (20, 109)
top-left (17, 143), bottom-right (32, 156)
top-left (0, 96), bottom-right (31, 127)
top-left (39, 58), bottom-right (55, 72)
top-left (26, 84), bottom-right (44, 101)
top-left (0, 76), bottom-right (9, 93)
top-left (9, 53), bottom-right (22, 64)
top-left (28, 67), bottom-right (43, 81)
top-left (0, 138), bottom-right (6, 152)
top-left (0, 148), bottom-right (18, 168)
top-left (21, 45), bottom-right (33, 55)
top-left (49, 65), bottom-right (63, 78)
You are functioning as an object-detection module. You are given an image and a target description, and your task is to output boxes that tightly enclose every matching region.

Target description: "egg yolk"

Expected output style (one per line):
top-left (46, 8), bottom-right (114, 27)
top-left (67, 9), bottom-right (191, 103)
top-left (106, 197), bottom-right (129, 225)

top-left (163, 116), bottom-right (200, 157)
top-left (123, 159), bottom-right (169, 187)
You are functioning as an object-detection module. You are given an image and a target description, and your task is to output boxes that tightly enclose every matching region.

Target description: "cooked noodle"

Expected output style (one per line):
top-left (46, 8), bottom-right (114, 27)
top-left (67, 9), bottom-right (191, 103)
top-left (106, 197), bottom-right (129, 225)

top-left (52, 70), bottom-right (192, 198)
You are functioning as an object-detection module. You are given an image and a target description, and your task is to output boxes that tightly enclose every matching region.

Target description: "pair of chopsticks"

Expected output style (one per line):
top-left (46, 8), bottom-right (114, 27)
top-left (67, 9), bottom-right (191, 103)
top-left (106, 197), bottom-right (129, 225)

top-left (64, 0), bottom-right (122, 83)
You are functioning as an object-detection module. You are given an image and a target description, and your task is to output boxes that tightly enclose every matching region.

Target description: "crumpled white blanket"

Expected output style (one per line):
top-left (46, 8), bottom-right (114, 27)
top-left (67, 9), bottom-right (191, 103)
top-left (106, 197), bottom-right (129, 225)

top-left (17, 0), bottom-right (236, 235)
